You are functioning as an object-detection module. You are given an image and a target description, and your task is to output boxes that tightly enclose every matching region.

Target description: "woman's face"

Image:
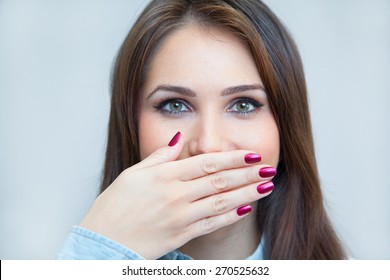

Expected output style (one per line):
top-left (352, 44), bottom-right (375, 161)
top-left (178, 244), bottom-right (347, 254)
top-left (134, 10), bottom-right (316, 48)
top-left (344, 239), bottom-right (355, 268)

top-left (138, 24), bottom-right (280, 167)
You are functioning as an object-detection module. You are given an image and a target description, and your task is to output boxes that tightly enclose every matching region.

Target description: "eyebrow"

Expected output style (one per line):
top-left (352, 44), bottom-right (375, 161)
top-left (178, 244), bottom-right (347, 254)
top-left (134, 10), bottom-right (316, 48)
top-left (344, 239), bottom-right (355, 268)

top-left (221, 84), bottom-right (265, 96)
top-left (146, 84), bottom-right (265, 99)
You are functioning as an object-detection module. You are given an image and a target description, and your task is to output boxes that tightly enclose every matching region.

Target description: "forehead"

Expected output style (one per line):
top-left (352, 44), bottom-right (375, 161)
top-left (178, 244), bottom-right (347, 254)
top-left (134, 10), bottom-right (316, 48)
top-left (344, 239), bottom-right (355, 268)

top-left (143, 23), bottom-right (262, 92)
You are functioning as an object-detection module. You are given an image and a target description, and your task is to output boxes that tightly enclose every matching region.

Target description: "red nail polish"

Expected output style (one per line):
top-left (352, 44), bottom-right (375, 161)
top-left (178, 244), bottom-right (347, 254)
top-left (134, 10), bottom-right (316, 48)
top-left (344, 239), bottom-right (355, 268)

top-left (237, 205), bottom-right (252, 216)
top-left (257, 181), bottom-right (274, 194)
top-left (168, 131), bottom-right (181, 147)
top-left (259, 167), bottom-right (276, 178)
top-left (244, 153), bottom-right (262, 164)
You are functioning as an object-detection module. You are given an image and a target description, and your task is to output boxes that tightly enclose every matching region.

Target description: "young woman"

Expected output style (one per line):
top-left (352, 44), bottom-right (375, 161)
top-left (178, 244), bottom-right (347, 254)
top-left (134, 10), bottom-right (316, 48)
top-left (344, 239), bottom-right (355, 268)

top-left (58, 0), bottom-right (346, 260)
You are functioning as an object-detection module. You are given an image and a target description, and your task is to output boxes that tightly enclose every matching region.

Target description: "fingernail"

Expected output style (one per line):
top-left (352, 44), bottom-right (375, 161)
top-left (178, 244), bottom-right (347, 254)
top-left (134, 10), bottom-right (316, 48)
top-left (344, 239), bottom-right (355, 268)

top-left (259, 167), bottom-right (276, 178)
top-left (244, 153), bottom-right (262, 164)
top-left (168, 131), bottom-right (181, 147)
top-left (237, 205), bottom-right (252, 216)
top-left (257, 181), bottom-right (274, 194)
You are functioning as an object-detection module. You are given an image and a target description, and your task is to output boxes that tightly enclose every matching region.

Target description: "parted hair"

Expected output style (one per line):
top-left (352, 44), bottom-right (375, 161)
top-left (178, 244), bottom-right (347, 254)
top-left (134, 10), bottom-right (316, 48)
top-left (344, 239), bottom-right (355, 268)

top-left (101, 0), bottom-right (346, 259)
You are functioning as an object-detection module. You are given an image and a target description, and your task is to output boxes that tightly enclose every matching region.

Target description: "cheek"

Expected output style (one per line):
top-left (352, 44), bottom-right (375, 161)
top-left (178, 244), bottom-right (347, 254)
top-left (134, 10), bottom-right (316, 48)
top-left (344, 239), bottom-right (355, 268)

top-left (257, 127), bottom-right (280, 168)
top-left (138, 113), bottom-right (165, 160)
top-left (233, 119), bottom-right (280, 168)
top-left (138, 111), bottom-right (182, 160)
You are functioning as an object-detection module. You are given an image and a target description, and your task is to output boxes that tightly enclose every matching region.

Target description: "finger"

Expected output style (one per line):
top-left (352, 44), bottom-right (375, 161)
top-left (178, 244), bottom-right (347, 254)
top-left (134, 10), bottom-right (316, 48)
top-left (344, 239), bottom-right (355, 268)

top-left (172, 150), bottom-right (263, 181)
top-left (183, 204), bottom-right (254, 241)
top-left (133, 131), bottom-right (184, 172)
top-left (184, 164), bottom-right (276, 201)
top-left (187, 181), bottom-right (274, 222)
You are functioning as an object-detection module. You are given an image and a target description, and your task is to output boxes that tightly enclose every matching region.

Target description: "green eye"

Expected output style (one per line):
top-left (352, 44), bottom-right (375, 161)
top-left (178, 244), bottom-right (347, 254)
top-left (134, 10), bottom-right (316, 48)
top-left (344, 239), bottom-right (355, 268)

top-left (236, 101), bottom-right (251, 112)
top-left (156, 99), bottom-right (190, 115)
top-left (169, 101), bottom-right (183, 112)
top-left (230, 100), bottom-right (256, 113)
top-left (227, 98), bottom-right (262, 115)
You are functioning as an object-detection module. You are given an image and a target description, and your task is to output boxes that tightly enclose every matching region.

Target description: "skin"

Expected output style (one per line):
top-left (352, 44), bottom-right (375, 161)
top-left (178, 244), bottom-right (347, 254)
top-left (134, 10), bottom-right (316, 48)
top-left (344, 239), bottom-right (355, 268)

top-left (138, 24), bottom-right (279, 259)
top-left (80, 23), bottom-right (279, 260)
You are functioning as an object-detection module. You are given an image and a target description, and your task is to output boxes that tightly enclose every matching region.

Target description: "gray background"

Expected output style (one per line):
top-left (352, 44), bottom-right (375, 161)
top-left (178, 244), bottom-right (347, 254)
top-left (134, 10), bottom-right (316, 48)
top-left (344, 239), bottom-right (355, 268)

top-left (0, 0), bottom-right (389, 259)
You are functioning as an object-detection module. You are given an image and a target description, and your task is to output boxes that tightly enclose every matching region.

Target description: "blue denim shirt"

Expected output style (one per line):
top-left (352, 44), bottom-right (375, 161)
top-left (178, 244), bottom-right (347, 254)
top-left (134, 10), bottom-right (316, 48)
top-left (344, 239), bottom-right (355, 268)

top-left (57, 226), bottom-right (264, 260)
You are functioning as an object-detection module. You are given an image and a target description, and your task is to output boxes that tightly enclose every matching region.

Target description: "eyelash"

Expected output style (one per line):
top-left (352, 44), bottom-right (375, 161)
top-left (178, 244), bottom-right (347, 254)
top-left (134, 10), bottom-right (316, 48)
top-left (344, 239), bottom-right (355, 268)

top-left (228, 97), bottom-right (263, 115)
top-left (154, 98), bottom-right (192, 116)
top-left (154, 97), bottom-right (263, 116)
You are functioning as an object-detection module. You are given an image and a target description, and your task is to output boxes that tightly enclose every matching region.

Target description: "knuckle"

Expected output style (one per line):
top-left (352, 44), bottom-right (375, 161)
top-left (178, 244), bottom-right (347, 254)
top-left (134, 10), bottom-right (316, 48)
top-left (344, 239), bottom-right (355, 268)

top-left (210, 173), bottom-right (227, 191)
top-left (246, 167), bottom-right (258, 182)
top-left (120, 167), bottom-right (133, 179)
top-left (213, 195), bottom-right (228, 213)
top-left (248, 190), bottom-right (258, 201)
top-left (225, 211), bottom-right (237, 225)
top-left (233, 153), bottom-right (244, 166)
top-left (152, 148), bottom-right (167, 161)
top-left (159, 162), bottom-right (176, 180)
top-left (200, 217), bottom-right (217, 233)
top-left (201, 158), bottom-right (218, 174)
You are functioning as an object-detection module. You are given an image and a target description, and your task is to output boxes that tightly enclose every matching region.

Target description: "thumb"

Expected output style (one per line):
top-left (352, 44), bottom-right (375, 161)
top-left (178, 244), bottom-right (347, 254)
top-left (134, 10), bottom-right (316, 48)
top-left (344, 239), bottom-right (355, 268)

top-left (136, 131), bottom-right (183, 170)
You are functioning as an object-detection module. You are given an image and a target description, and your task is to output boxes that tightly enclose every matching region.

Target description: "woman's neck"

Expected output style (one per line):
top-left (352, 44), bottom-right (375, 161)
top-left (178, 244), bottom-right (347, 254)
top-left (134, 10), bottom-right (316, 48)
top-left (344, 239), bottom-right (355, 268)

top-left (179, 204), bottom-right (260, 260)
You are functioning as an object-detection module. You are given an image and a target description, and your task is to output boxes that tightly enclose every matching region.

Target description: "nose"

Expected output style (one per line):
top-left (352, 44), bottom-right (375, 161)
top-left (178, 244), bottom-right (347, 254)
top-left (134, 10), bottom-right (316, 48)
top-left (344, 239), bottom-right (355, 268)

top-left (187, 115), bottom-right (229, 156)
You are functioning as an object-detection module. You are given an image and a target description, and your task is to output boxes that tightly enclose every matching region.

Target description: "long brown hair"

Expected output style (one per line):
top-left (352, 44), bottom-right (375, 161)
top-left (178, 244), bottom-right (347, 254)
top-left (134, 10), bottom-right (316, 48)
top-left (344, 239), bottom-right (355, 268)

top-left (101, 0), bottom-right (346, 259)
